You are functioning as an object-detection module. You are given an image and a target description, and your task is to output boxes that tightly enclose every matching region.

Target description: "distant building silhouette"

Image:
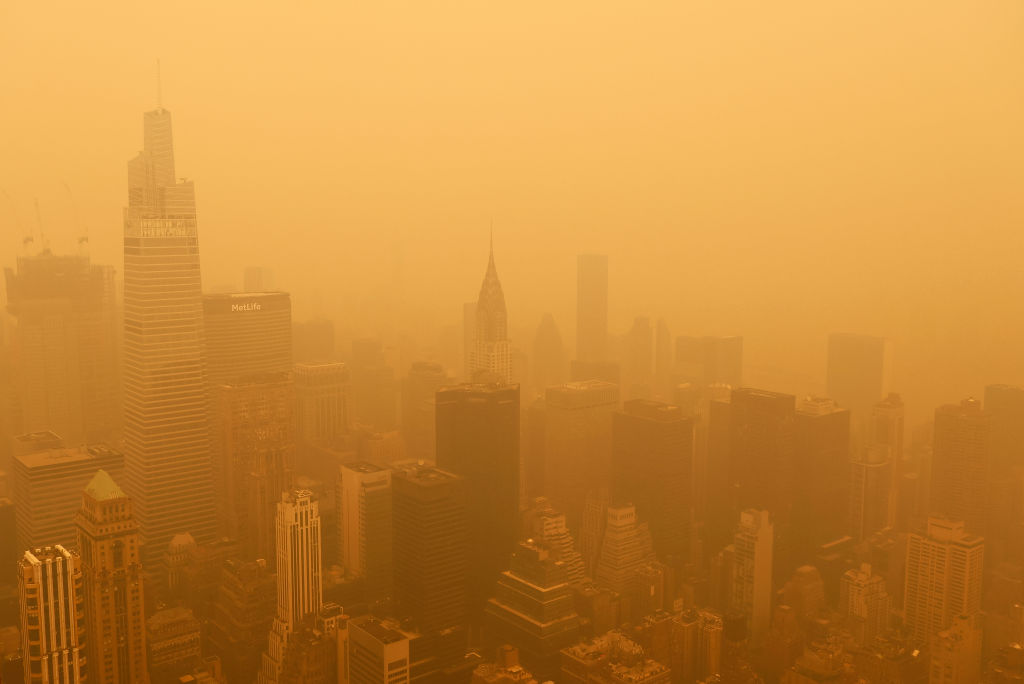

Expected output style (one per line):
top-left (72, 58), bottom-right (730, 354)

top-left (531, 313), bottom-right (568, 398)
top-left (576, 254), bottom-right (609, 365)
top-left (401, 361), bottom-right (448, 463)
top-left (337, 461), bottom-right (393, 601)
top-left (469, 241), bottom-right (512, 384)
top-left (930, 399), bottom-right (991, 537)
top-left (825, 333), bottom-right (891, 443)
top-left (675, 336), bottom-right (743, 389)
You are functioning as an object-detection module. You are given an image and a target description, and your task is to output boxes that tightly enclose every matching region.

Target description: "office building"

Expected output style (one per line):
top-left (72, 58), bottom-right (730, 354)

top-left (561, 631), bottom-right (671, 684)
top-left (728, 389), bottom-right (796, 519)
top-left (473, 645), bottom-right (538, 684)
top-left (392, 464), bottom-right (469, 633)
top-left (17, 545), bottom-right (85, 684)
top-left (147, 607), bottom-right (201, 683)
top-left (521, 498), bottom-right (585, 586)
top-left (849, 446), bottom-right (892, 541)
top-left (259, 490), bottom-right (323, 684)
top-left (122, 106), bottom-right (217, 565)
top-left (206, 559), bottom-right (276, 684)
top-left (930, 399), bottom-right (991, 537)
top-left (401, 361), bottom-right (448, 463)
top-left (278, 603), bottom-right (344, 684)
top-left (202, 292), bottom-right (292, 386)
top-left (469, 241), bottom-right (512, 384)
top-left (576, 254), bottom-right (608, 364)
top-left (544, 380), bottom-right (618, 532)
top-left (794, 396), bottom-right (851, 548)
top-left (904, 517), bottom-right (984, 644)
top-left (13, 443), bottom-right (124, 553)
top-left (621, 317), bottom-right (654, 400)
top-left (337, 462), bottom-right (392, 600)
top-left (531, 313), bottom-right (568, 398)
top-left (593, 505), bottom-right (657, 614)
top-left (75, 469), bottom-right (148, 684)
top-left (484, 540), bottom-right (582, 680)
top-left (294, 361), bottom-right (353, 446)
top-left (674, 336), bottom-right (743, 389)
top-left (731, 509), bottom-right (774, 644)
top-left (350, 338), bottom-right (398, 431)
top-left (215, 372), bottom-right (294, 562)
top-left (611, 399), bottom-right (693, 560)
top-left (928, 613), bottom-right (983, 684)
top-left (436, 383), bottom-right (520, 614)
top-left (839, 564), bottom-right (890, 646)
top-left (348, 616), bottom-right (411, 684)
top-left (4, 251), bottom-right (119, 445)
top-left (825, 333), bottom-right (891, 442)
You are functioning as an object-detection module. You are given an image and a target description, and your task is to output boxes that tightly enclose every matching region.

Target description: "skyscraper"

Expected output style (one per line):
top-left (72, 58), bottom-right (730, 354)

top-left (294, 361), bottom-right (353, 446)
top-left (849, 446), bottom-right (892, 541)
top-left (436, 383), bottom-right (520, 614)
top-left (202, 292), bottom-right (292, 386)
top-left (401, 361), bottom-right (448, 463)
top-left (576, 254), bottom-right (608, 364)
top-left (593, 504), bottom-right (658, 615)
top-left (838, 564), bottom-right (890, 646)
top-left (122, 106), bottom-right (216, 567)
top-left (544, 380), bottom-right (618, 532)
top-left (469, 240), bottom-right (511, 384)
top-left (728, 389), bottom-right (795, 519)
top-left (260, 489), bottom-right (323, 684)
top-left (730, 509), bottom-right (774, 644)
top-left (674, 336), bottom-right (743, 389)
top-left (611, 399), bottom-right (694, 561)
top-left (337, 462), bottom-right (393, 600)
top-left (904, 517), bottom-right (984, 644)
top-left (930, 399), bottom-right (991, 537)
top-left (4, 251), bottom-right (120, 445)
top-left (793, 396), bottom-right (850, 548)
top-left (531, 313), bottom-right (568, 398)
top-left (825, 333), bottom-right (891, 442)
top-left (18, 545), bottom-right (86, 684)
top-left (391, 463), bottom-right (469, 633)
top-left (75, 470), bottom-right (148, 684)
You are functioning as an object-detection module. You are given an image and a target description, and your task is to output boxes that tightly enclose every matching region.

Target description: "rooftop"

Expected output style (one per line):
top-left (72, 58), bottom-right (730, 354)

top-left (84, 469), bottom-right (126, 501)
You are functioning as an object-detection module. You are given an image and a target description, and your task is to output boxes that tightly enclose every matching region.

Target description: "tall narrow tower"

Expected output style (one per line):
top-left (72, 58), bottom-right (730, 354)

top-left (75, 469), bottom-right (149, 684)
top-left (18, 545), bottom-right (86, 684)
top-left (469, 239), bottom-right (511, 384)
top-left (122, 107), bottom-right (216, 569)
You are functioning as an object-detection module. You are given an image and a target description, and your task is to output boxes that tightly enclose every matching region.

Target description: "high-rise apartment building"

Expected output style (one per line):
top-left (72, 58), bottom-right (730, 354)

top-left (18, 545), bottom-right (86, 684)
top-left (259, 490), bottom-right (323, 684)
top-left (122, 106), bottom-right (216, 566)
top-left (469, 242), bottom-right (511, 384)
top-left (544, 380), bottom-right (618, 532)
top-left (484, 539), bottom-right (582, 680)
top-left (436, 383), bottom-right (520, 614)
top-left (839, 564), bottom-right (890, 646)
top-left (202, 292), bottom-right (292, 386)
top-left (930, 399), bottom-right (991, 537)
top-left (294, 361), bottom-right (353, 447)
top-left (401, 361), bottom-right (448, 463)
top-left (825, 333), bottom-right (891, 442)
top-left (215, 372), bottom-right (294, 562)
top-left (730, 509), bottom-right (774, 644)
top-left (4, 251), bottom-right (120, 444)
top-left (337, 462), bottom-right (393, 600)
top-left (75, 470), bottom-right (148, 684)
top-left (391, 464), bottom-right (469, 633)
top-left (611, 399), bottom-right (694, 560)
top-left (576, 254), bottom-right (608, 364)
top-left (13, 443), bottom-right (124, 553)
top-left (904, 517), bottom-right (984, 644)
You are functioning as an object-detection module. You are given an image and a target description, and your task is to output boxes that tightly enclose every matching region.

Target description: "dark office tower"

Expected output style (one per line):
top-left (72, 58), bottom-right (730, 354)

top-left (930, 399), bottom-right (991, 537)
top-left (728, 389), bottom-right (796, 518)
top-left (18, 546), bottom-right (86, 684)
top-left (436, 383), bottom-right (520, 614)
top-left (705, 390), bottom-right (735, 551)
top-left (401, 361), bottom-right (448, 464)
top-left (576, 254), bottom-right (608, 364)
top-left (294, 361), bottom-right (353, 446)
top-left (122, 106), bottom-right (215, 567)
top-left (531, 314), bottom-right (567, 398)
top-left (675, 336), bottom-right (743, 389)
top-left (75, 471), bottom-right (148, 684)
top-left (544, 380), bottom-right (618, 532)
top-left (622, 317), bottom-right (654, 401)
top-left (207, 559), bottom-right (277, 684)
top-left (337, 462), bottom-right (393, 601)
top-left (392, 464), bottom-right (469, 633)
top-left (351, 338), bottom-right (398, 431)
top-left (793, 397), bottom-right (851, 549)
top-left (654, 319), bottom-right (672, 399)
top-left (292, 318), bottom-right (335, 362)
top-left (216, 373), bottom-right (294, 562)
top-left (825, 333), bottom-right (891, 443)
top-left (849, 447), bottom-right (892, 542)
top-left (14, 443), bottom-right (124, 553)
top-left (5, 251), bottom-right (119, 445)
top-left (469, 241), bottom-right (512, 384)
top-left (523, 398), bottom-right (547, 501)
top-left (611, 399), bottom-right (694, 561)
top-left (243, 266), bottom-right (276, 292)
top-left (202, 292), bottom-right (292, 386)
top-left (483, 539), bottom-right (582, 680)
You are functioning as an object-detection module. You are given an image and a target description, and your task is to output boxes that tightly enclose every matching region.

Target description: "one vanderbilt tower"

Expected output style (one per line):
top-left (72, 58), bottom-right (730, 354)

top-left (122, 105), bottom-right (216, 572)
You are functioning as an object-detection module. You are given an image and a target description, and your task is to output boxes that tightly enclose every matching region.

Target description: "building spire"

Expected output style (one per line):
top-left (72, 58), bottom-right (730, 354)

top-left (157, 58), bottom-right (162, 109)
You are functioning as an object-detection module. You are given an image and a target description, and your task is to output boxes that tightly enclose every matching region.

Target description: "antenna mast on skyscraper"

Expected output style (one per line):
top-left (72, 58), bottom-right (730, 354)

top-left (33, 198), bottom-right (48, 254)
top-left (157, 59), bottom-right (162, 109)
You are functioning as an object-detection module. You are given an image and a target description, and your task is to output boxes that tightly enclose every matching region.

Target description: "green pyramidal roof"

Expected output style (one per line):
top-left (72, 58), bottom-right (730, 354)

top-left (84, 469), bottom-right (126, 501)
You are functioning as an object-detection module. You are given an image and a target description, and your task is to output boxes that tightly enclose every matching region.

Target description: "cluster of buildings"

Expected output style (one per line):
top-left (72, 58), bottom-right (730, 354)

top-left (1, 104), bottom-right (1023, 684)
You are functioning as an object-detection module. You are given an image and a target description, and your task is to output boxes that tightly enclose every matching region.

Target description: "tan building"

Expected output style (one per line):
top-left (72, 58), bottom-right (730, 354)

top-left (76, 469), bottom-right (149, 684)
top-left (18, 545), bottom-right (86, 684)
top-left (147, 607), bottom-right (201, 683)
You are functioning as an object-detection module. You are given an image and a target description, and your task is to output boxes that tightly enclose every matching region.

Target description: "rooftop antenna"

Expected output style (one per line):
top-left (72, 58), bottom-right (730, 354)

top-left (33, 198), bottom-right (48, 254)
top-left (157, 58), bottom-right (162, 109)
